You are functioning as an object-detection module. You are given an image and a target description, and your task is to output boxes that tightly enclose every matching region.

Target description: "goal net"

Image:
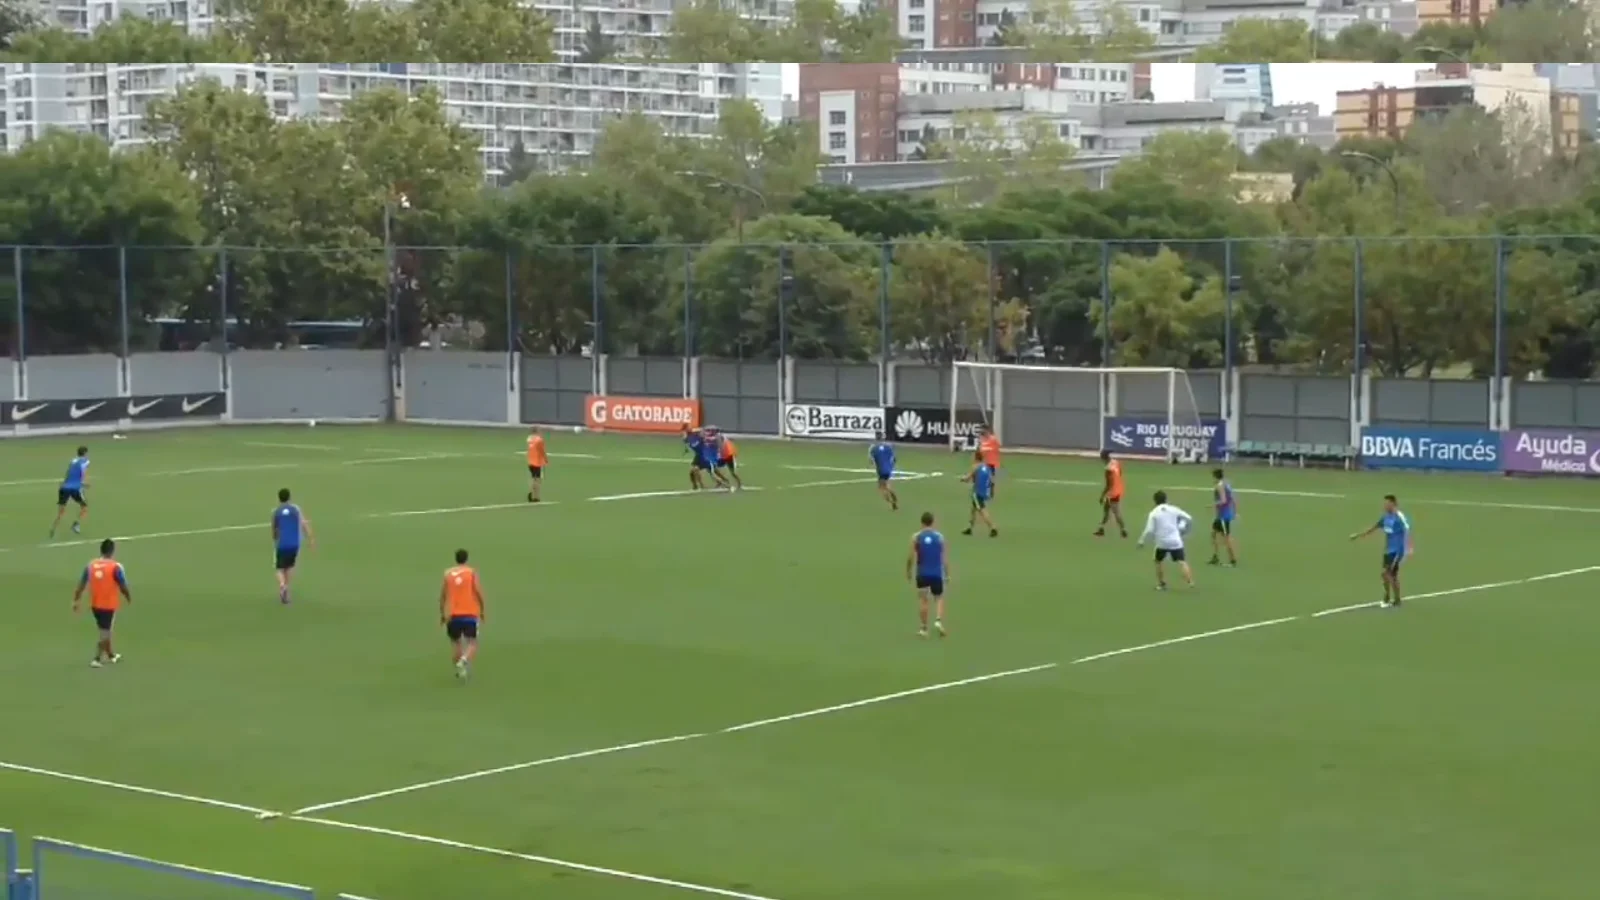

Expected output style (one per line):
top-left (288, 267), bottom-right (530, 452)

top-left (950, 362), bottom-right (1213, 461)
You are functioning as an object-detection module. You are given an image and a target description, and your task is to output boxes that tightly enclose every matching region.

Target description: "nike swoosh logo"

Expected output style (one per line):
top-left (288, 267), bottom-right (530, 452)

top-left (181, 396), bottom-right (216, 414)
top-left (127, 399), bottom-right (162, 416)
top-left (69, 402), bottom-right (106, 420)
top-left (11, 403), bottom-right (46, 421)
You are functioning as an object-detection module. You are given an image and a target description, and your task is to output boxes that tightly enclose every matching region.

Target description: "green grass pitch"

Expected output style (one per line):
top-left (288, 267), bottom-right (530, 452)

top-left (2, 424), bottom-right (1598, 900)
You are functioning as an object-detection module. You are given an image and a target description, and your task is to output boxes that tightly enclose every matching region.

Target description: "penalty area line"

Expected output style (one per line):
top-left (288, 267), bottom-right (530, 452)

top-left (0, 760), bottom-right (269, 816)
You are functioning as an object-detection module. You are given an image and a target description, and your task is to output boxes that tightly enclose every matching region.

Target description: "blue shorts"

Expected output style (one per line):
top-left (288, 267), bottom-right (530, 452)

top-left (446, 616), bottom-right (479, 640)
top-left (971, 494), bottom-right (989, 510)
top-left (275, 548), bottom-right (299, 571)
top-left (1383, 552), bottom-right (1403, 575)
top-left (717, 458), bottom-right (736, 471)
top-left (58, 488), bottom-right (86, 506)
top-left (693, 458), bottom-right (713, 471)
top-left (914, 574), bottom-right (944, 597)
top-left (877, 470), bottom-right (893, 484)
top-left (1213, 517), bottom-right (1233, 535)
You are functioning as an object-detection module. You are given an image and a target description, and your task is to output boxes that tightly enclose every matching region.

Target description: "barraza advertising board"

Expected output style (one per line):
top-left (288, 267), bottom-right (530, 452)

top-left (783, 404), bottom-right (884, 441)
top-left (1103, 416), bottom-right (1227, 459)
top-left (1501, 428), bottom-right (1600, 476)
top-left (1358, 426), bottom-right (1500, 472)
top-left (885, 406), bottom-right (986, 446)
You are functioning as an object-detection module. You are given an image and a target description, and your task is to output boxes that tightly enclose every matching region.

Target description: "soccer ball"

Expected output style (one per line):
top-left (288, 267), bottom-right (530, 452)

top-left (308, 419), bottom-right (317, 428)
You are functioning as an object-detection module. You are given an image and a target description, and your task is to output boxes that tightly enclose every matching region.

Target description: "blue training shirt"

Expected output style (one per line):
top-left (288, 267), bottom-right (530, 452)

top-left (686, 432), bottom-right (705, 459)
top-left (972, 464), bottom-right (993, 499)
top-left (914, 529), bottom-right (945, 578)
top-left (1216, 480), bottom-right (1236, 521)
top-left (869, 442), bottom-right (895, 476)
top-left (62, 457), bottom-right (89, 490)
top-left (1379, 510), bottom-right (1410, 557)
top-left (273, 503), bottom-right (303, 550)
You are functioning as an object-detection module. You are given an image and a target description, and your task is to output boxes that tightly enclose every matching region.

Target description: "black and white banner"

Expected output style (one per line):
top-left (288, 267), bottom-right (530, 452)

top-left (885, 406), bottom-right (986, 446)
top-left (2, 392), bottom-right (225, 427)
top-left (782, 403), bottom-right (884, 441)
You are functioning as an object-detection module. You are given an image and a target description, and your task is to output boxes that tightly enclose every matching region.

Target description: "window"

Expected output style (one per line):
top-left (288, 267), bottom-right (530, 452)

top-left (909, 0), bottom-right (925, 7)
top-left (829, 154), bottom-right (847, 164)
top-left (961, 10), bottom-right (973, 19)
top-left (908, 14), bottom-right (925, 31)
top-left (829, 110), bottom-right (846, 125)
top-left (829, 131), bottom-right (846, 149)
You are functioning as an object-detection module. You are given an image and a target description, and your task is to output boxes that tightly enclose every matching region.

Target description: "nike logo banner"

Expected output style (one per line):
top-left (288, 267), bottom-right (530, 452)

top-left (3, 392), bottom-right (224, 426)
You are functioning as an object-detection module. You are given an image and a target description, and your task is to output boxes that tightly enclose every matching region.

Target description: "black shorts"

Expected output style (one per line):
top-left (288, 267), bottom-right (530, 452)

top-left (1104, 495), bottom-right (1122, 507)
top-left (693, 458), bottom-right (713, 471)
top-left (1155, 547), bottom-right (1186, 563)
top-left (1212, 518), bottom-right (1232, 535)
top-left (717, 458), bottom-right (736, 471)
top-left (57, 488), bottom-right (86, 507)
top-left (971, 495), bottom-right (989, 510)
top-left (914, 575), bottom-right (945, 597)
top-left (528, 465), bottom-right (543, 479)
top-left (1383, 552), bottom-right (1403, 575)
top-left (92, 608), bottom-right (115, 630)
top-left (446, 616), bottom-right (479, 641)
top-left (275, 548), bottom-right (299, 571)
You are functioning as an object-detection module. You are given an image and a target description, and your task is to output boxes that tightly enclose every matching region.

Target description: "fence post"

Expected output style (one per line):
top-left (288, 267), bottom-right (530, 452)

top-left (1223, 238), bottom-right (1235, 422)
top-left (504, 248), bottom-right (516, 386)
top-left (117, 245), bottom-right (131, 394)
top-left (1099, 240), bottom-right (1112, 365)
top-left (382, 203), bottom-right (398, 423)
top-left (879, 242), bottom-right (891, 406)
top-left (590, 245), bottom-right (603, 395)
top-left (1352, 237), bottom-right (1365, 387)
top-left (1492, 235), bottom-right (1507, 429)
top-left (217, 246), bottom-right (229, 394)
top-left (985, 242), bottom-right (997, 360)
top-left (13, 246), bottom-right (25, 400)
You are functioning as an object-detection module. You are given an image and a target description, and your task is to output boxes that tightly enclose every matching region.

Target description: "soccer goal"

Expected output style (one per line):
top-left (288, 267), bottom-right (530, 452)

top-left (950, 362), bottom-right (1213, 461)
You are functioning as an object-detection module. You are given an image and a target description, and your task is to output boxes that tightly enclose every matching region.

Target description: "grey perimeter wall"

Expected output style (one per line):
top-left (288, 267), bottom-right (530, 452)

top-left (9, 352), bottom-right (1600, 447)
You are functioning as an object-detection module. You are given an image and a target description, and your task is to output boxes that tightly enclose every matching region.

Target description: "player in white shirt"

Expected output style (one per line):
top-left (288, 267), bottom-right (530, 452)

top-left (1136, 490), bottom-right (1195, 591)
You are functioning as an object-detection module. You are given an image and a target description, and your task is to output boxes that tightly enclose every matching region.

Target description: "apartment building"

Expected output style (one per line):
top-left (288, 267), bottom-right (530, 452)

top-left (30, 0), bottom-right (794, 60)
top-left (799, 61), bottom-right (1149, 164)
top-left (1415, 0), bottom-right (1507, 26)
top-left (0, 63), bottom-right (784, 177)
top-left (1334, 63), bottom-right (1581, 155)
top-left (1267, 102), bottom-right (1337, 150)
top-left (1536, 64), bottom-right (1600, 137)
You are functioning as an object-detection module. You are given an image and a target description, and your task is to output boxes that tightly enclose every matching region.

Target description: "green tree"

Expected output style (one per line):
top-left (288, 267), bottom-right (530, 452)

top-left (575, 20), bottom-right (618, 63)
top-left (1192, 20), bottom-right (1314, 61)
top-left (410, 0), bottom-right (554, 60)
top-left (890, 234), bottom-right (1025, 362)
top-left (1481, 0), bottom-right (1593, 61)
top-left (1323, 22), bottom-right (1408, 61)
top-left (793, 185), bottom-right (949, 241)
top-left (5, 14), bottom-right (245, 62)
top-left (0, 133), bottom-right (206, 352)
top-left (1114, 130), bottom-right (1244, 203)
top-left (929, 111), bottom-right (1078, 206)
top-left (687, 215), bottom-right (877, 359)
top-left (214, 0), bottom-right (551, 61)
top-left (0, 0), bottom-right (36, 49)
top-left (661, 0), bottom-right (896, 61)
top-left (1092, 247), bottom-right (1224, 366)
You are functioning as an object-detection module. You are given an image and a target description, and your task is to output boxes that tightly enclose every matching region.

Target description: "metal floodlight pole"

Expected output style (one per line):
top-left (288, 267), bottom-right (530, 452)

top-left (1340, 151), bottom-right (1401, 222)
top-left (383, 200), bottom-right (398, 422)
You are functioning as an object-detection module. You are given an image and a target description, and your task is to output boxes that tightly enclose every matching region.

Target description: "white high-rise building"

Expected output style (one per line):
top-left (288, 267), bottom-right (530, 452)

top-left (1194, 64), bottom-right (1273, 116)
top-left (0, 63), bottom-right (785, 177)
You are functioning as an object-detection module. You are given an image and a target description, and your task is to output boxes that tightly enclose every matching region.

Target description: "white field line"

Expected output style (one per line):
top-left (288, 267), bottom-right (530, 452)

top-left (0, 760), bottom-right (268, 815)
top-left (0, 454), bottom-right (468, 490)
top-left (0, 762), bottom-right (780, 900)
top-left (1310, 564), bottom-right (1600, 617)
top-left (1019, 478), bottom-right (1600, 512)
top-left (242, 441), bottom-right (341, 451)
top-left (343, 454), bottom-right (462, 465)
top-left (288, 563), bottom-right (1600, 818)
top-left (290, 733), bottom-right (705, 816)
top-left (295, 816), bottom-right (785, 900)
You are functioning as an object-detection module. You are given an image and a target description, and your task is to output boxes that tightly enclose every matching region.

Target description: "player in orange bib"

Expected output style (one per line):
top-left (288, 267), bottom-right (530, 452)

top-left (440, 549), bottom-right (485, 680)
top-left (711, 428), bottom-right (744, 491)
top-left (1094, 449), bottom-right (1129, 538)
top-left (73, 538), bottom-right (132, 668)
top-left (978, 427), bottom-right (1001, 495)
top-left (526, 426), bottom-right (548, 503)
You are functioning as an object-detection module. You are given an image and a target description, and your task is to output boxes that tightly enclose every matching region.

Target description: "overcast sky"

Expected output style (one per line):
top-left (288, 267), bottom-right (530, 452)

top-left (780, 63), bottom-right (1432, 117)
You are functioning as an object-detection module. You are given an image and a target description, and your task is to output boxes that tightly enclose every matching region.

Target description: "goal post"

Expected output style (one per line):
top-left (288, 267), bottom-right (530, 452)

top-left (950, 362), bottom-right (1213, 461)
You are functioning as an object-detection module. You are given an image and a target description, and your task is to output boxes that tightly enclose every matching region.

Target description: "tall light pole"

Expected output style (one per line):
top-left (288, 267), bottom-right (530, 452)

top-left (677, 171), bottom-right (768, 243)
top-left (1340, 151), bottom-right (1401, 222)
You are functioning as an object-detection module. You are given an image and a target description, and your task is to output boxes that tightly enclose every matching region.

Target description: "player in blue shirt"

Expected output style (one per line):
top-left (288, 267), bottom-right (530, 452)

top-left (906, 511), bottom-right (948, 638)
top-left (50, 446), bottom-right (92, 539)
top-left (869, 433), bottom-right (898, 510)
top-left (683, 426), bottom-right (726, 490)
top-left (1209, 468), bottom-right (1238, 567)
top-left (961, 451), bottom-right (997, 537)
top-left (271, 488), bottom-right (315, 605)
top-left (1350, 493), bottom-right (1412, 608)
